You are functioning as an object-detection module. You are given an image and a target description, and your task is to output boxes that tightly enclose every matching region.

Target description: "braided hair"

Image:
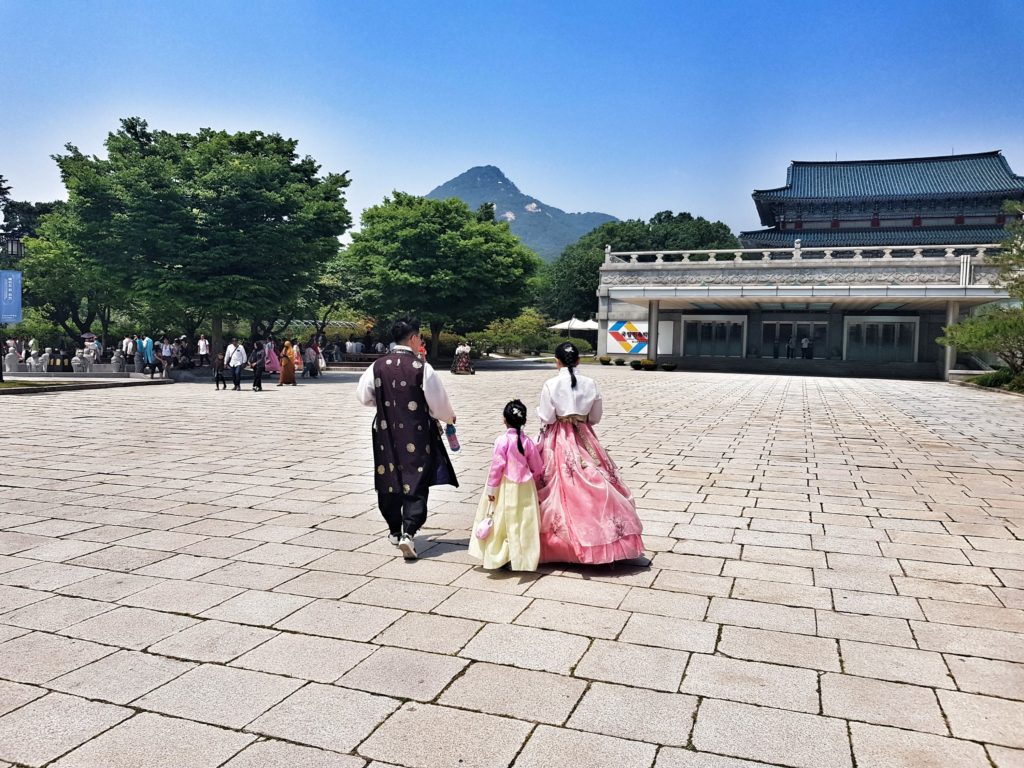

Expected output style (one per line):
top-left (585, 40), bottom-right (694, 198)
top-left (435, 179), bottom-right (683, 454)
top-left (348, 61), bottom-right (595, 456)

top-left (503, 399), bottom-right (528, 454)
top-left (554, 341), bottom-right (580, 388)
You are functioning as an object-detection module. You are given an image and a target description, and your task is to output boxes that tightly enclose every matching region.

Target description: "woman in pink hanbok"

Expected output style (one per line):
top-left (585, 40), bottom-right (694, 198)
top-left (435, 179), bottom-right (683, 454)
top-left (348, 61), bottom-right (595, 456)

top-left (536, 342), bottom-right (645, 564)
top-left (264, 340), bottom-right (281, 375)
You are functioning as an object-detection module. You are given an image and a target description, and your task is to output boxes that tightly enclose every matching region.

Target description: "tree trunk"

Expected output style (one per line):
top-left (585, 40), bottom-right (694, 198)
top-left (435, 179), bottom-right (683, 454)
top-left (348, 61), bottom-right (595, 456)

top-left (429, 320), bottom-right (444, 363)
top-left (212, 314), bottom-right (224, 356)
top-left (100, 306), bottom-right (111, 354)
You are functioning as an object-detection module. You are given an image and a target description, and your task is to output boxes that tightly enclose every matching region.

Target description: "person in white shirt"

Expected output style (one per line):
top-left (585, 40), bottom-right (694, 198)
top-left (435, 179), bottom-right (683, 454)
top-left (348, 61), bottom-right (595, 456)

top-left (224, 338), bottom-right (247, 391)
top-left (534, 341), bottom-right (645, 566)
top-left (356, 317), bottom-right (457, 560)
top-left (197, 334), bottom-right (210, 366)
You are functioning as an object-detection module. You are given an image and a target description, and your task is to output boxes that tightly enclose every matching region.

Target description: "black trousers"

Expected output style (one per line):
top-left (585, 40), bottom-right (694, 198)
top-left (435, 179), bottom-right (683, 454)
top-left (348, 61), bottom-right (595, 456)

top-left (252, 367), bottom-right (263, 390)
top-left (231, 365), bottom-right (243, 389)
top-left (214, 373), bottom-right (226, 388)
top-left (377, 490), bottom-right (429, 537)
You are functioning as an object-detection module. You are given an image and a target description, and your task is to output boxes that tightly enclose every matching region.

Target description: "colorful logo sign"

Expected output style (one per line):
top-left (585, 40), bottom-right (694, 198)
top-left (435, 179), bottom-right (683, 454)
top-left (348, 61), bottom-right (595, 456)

top-left (0, 271), bottom-right (22, 323)
top-left (608, 320), bottom-right (648, 354)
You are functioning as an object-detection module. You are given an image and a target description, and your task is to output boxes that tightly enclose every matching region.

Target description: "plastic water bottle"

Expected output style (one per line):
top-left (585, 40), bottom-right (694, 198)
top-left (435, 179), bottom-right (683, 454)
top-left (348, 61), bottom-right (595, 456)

top-left (445, 423), bottom-right (461, 452)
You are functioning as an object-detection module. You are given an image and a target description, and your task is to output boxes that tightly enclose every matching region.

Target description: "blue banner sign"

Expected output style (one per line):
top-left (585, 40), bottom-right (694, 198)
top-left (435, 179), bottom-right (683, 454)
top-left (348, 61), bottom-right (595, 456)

top-left (0, 271), bottom-right (22, 323)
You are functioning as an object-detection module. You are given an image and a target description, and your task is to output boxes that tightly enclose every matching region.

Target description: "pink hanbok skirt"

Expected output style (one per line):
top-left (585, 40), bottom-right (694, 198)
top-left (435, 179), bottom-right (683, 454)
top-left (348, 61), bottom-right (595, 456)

top-left (264, 347), bottom-right (281, 374)
top-left (537, 419), bottom-right (644, 564)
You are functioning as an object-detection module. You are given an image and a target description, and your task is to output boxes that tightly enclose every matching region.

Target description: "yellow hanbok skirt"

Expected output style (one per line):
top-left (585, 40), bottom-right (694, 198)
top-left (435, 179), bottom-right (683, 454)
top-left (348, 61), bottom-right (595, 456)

top-left (468, 477), bottom-right (541, 572)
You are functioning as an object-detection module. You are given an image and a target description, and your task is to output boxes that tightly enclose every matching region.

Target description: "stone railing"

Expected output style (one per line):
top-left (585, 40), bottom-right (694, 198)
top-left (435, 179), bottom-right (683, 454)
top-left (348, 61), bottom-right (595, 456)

top-left (600, 244), bottom-right (1002, 288)
top-left (603, 244), bottom-right (996, 265)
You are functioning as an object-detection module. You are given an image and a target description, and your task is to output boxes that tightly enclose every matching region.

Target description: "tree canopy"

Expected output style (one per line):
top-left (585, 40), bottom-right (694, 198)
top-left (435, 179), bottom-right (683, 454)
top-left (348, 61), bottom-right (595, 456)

top-left (25, 117), bottom-right (352, 349)
top-left (341, 192), bottom-right (541, 359)
top-left (538, 210), bottom-right (738, 321)
top-left (990, 200), bottom-right (1024, 299)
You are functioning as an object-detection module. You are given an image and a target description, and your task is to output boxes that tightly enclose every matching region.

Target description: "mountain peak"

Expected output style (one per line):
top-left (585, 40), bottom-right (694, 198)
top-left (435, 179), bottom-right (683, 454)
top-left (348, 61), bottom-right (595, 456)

top-left (443, 165), bottom-right (521, 195)
top-left (425, 166), bottom-right (617, 261)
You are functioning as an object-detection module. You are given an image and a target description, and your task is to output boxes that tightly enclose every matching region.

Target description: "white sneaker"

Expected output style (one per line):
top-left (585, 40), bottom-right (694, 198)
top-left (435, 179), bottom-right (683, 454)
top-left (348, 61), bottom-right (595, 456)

top-left (387, 534), bottom-right (400, 546)
top-left (399, 535), bottom-right (417, 560)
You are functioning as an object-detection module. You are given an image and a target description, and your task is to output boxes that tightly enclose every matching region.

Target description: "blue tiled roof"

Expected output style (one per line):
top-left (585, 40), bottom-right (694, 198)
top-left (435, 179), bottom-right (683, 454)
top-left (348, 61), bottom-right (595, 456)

top-left (754, 152), bottom-right (1024, 201)
top-left (738, 226), bottom-right (1008, 249)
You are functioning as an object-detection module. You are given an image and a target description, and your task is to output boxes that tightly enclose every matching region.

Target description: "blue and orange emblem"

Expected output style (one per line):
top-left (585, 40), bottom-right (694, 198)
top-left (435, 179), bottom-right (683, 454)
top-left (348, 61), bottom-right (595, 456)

top-left (608, 321), bottom-right (648, 354)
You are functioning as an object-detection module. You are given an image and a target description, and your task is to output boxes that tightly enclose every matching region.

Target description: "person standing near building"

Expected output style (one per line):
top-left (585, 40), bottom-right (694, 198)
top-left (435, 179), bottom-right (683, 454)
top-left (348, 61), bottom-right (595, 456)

top-left (800, 336), bottom-right (811, 359)
top-left (356, 318), bottom-right (458, 560)
top-left (224, 338), bottom-right (247, 391)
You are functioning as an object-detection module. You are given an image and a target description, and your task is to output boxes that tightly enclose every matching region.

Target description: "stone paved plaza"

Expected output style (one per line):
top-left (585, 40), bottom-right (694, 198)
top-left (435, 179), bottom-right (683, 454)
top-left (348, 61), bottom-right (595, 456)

top-left (0, 367), bottom-right (1023, 768)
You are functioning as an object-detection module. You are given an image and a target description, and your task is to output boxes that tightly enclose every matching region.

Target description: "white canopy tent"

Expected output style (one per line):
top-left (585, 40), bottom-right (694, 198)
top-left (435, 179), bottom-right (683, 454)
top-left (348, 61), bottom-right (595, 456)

top-left (548, 317), bottom-right (599, 331)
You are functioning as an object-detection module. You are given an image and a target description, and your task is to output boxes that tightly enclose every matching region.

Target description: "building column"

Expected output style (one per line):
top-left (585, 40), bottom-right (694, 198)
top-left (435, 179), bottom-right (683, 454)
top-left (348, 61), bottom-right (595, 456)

top-left (647, 300), bottom-right (660, 362)
top-left (944, 301), bottom-right (960, 378)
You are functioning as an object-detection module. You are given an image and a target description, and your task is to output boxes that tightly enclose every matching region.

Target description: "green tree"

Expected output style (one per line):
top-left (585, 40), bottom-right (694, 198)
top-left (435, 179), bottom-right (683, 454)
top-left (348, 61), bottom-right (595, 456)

top-left (341, 193), bottom-right (541, 360)
top-left (939, 305), bottom-right (1024, 374)
top-left (539, 211), bottom-right (739, 321)
top-left (48, 117), bottom-right (352, 351)
top-left (989, 200), bottom-right (1024, 298)
top-left (20, 201), bottom-right (125, 341)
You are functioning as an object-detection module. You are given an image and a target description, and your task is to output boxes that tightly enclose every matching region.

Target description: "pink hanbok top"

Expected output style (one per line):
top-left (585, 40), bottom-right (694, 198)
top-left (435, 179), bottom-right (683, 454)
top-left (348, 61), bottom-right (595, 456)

top-left (486, 429), bottom-right (544, 495)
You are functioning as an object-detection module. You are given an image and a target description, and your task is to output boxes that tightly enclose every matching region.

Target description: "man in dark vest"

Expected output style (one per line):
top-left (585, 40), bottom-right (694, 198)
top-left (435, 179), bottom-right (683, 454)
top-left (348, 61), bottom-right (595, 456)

top-left (356, 317), bottom-right (458, 559)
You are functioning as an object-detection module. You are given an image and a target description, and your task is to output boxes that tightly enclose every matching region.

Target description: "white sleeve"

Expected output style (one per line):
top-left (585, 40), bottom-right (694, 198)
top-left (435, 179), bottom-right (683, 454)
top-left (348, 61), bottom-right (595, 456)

top-left (537, 381), bottom-right (556, 425)
top-left (423, 364), bottom-right (455, 423)
top-left (356, 364), bottom-right (377, 406)
top-left (588, 385), bottom-right (604, 425)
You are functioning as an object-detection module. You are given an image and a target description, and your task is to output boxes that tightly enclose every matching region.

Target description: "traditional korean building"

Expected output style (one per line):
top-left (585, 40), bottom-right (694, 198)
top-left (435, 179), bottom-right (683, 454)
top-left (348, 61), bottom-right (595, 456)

top-left (597, 151), bottom-right (1023, 379)
top-left (739, 151), bottom-right (1024, 249)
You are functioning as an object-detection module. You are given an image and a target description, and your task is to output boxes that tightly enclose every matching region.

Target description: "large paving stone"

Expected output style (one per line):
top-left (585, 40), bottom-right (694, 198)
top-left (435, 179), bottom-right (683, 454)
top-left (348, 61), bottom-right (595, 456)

top-left (247, 683), bottom-right (399, 752)
top-left (49, 650), bottom-right (194, 704)
top-left (359, 702), bottom-right (532, 768)
top-left (146, 619), bottom-right (277, 663)
top-left (682, 654), bottom-right (819, 712)
top-left (230, 631), bottom-right (374, 682)
top-left (0, 631), bottom-right (113, 684)
top-left (850, 722), bottom-right (990, 768)
top-left (459, 623), bottom-right (588, 673)
top-left (222, 739), bottom-right (365, 768)
top-left (938, 690), bottom-right (1024, 749)
top-left (567, 682), bottom-right (697, 746)
top-left (49, 712), bottom-right (256, 768)
top-left (376, 611), bottom-right (483, 653)
top-left (60, 606), bottom-right (199, 650)
top-left (821, 673), bottom-right (946, 734)
top-left (0, 679), bottom-right (45, 716)
top-left (513, 725), bottom-right (656, 768)
top-left (438, 662), bottom-right (586, 724)
top-left (574, 639), bottom-right (689, 691)
top-left (274, 598), bottom-right (403, 641)
top-left (693, 699), bottom-right (852, 768)
top-left (340, 646), bottom-right (468, 700)
top-left (0, 692), bottom-right (131, 767)
top-left (133, 664), bottom-right (303, 728)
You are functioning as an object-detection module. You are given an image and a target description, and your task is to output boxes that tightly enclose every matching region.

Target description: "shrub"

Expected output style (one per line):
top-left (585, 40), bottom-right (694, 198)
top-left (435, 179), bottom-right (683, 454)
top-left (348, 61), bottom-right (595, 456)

top-left (629, 359), bottom-right (642, 370)
top-left (660, 363), bottom-right (678, 371)
top-left (598, 356), bottom-right (611, 365)
top-left (550, 336), bottom-right (593, 355)
top-left (613, 358), bottom-right (626, 366)
top-left (640, 359), bottom-right (658, 371)
top-left (970, 368), bottom-right (1014, 388)
top-left (939, 307), bottom-right (1024, 375)
top-left (1007, 374), bottom-right (1024, 393)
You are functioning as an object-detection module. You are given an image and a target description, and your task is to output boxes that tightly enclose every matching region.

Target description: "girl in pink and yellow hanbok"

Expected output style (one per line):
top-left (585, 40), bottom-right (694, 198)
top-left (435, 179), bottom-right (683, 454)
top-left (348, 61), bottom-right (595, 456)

top-left (536, 342), bottom-right (645, 564)
top-left (469, 400), bottom-right (543, 571)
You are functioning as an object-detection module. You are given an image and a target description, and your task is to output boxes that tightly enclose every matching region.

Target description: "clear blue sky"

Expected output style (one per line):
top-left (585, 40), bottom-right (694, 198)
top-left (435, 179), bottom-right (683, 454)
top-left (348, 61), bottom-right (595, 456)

top-left (2, 0), bottom-right (1023, 235)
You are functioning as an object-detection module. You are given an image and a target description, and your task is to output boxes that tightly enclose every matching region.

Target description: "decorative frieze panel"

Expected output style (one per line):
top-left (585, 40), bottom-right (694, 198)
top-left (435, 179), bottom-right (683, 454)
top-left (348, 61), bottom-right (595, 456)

top-left (600, 265), bottom-right (1000, 287)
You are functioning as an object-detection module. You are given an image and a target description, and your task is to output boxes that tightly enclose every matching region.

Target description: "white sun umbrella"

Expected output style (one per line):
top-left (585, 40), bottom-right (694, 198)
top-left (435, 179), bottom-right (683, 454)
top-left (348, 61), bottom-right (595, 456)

top-left (548, 317), bottom-right (599, 331)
